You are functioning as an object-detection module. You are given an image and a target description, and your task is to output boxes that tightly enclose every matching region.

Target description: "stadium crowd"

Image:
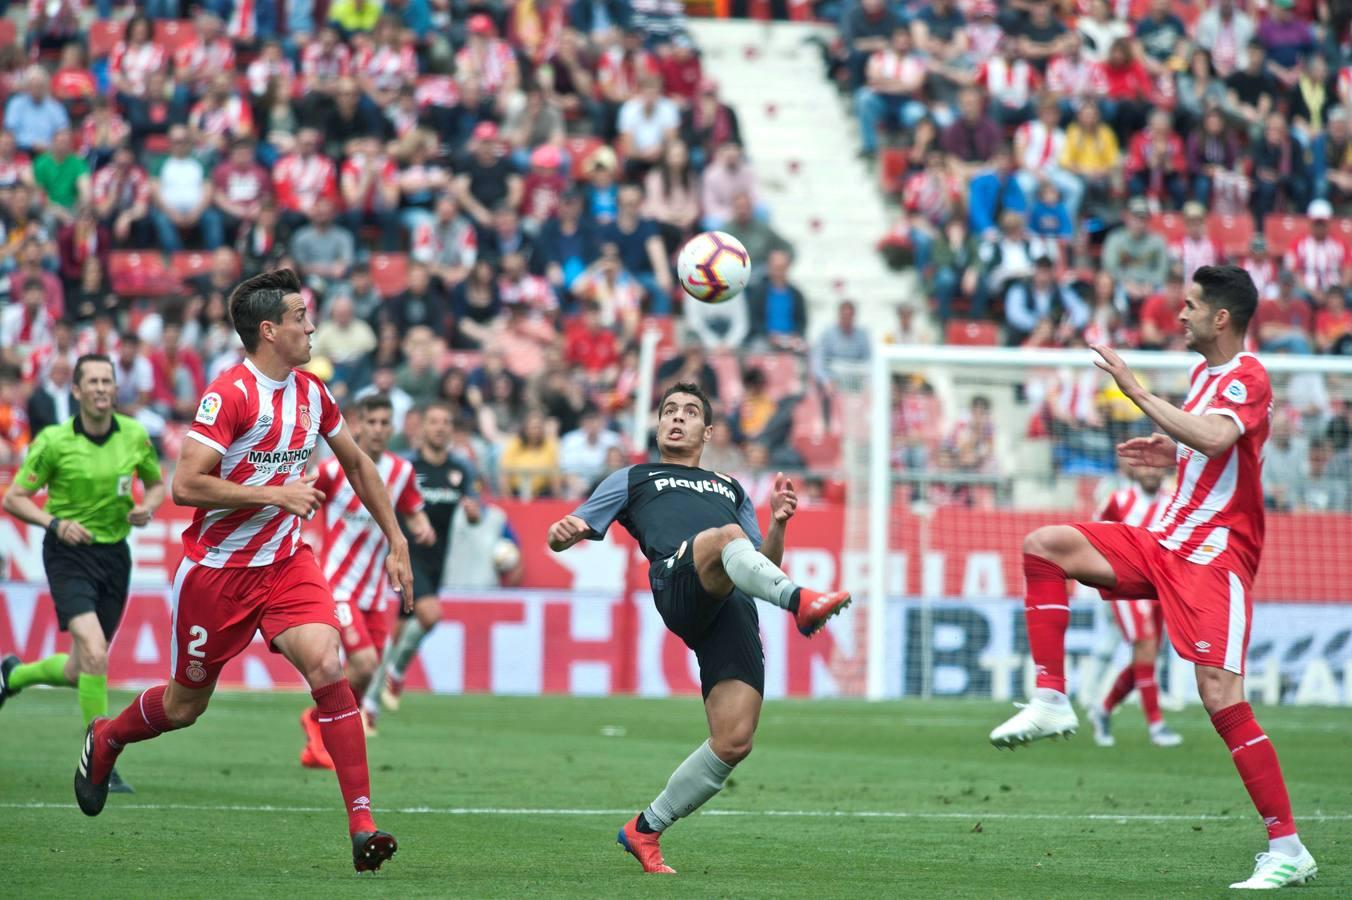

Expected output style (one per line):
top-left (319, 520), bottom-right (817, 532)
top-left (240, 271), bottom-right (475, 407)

top-left (0, 0), bottom-right (1349, 510)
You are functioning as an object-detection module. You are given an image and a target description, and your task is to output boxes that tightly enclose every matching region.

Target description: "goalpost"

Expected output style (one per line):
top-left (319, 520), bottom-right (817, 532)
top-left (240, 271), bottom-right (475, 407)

top-left (847, 346), bottom-right (1352, 703)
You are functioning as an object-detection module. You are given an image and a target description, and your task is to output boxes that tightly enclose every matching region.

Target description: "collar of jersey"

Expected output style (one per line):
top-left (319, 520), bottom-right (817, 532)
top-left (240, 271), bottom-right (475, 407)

top-left (1206, 351), bottom-right (1251, 377)
top-left (73, 411), bottom-right (120, 445)
top-left (245, 357), bottom-right (293, 389)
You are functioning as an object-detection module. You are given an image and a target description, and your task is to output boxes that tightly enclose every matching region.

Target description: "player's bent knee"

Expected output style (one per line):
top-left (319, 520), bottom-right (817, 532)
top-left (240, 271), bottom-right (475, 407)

top-left (84, 649), bottom-right (110, 675)
top-left (711, 734), bottom-right (753, 765)
top-left (414, 599), bottom-right (440, 629)
top-left (164, 696), bottom-right (208, 729)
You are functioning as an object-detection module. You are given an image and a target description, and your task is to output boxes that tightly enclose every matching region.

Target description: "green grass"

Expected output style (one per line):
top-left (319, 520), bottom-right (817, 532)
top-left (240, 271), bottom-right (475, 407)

top-left (3, 690), bottom-right (1348, 897)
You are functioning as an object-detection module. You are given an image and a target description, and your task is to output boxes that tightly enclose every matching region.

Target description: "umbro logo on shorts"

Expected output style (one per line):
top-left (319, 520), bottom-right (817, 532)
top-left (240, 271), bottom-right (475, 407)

top-left (1195, 640), bottom-right (1212, 653)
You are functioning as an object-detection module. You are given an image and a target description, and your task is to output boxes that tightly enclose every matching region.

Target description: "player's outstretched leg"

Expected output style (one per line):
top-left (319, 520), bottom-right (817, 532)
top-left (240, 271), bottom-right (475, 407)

top-left (619, 680), bottom-right (757, 874)
top-left (275, 624), bottom-right (395, 872)
top-left (367, 599), bottom-right (438, 714)
top-left (1090, 663), bottom-right (1133, 747)
top-left (2, 652), bottom-right (74, 707)
top-left (990, 526), bottom-right (1115, 747)
top-left (1198, 668), bottom-right (1317, 889)
top-left (694, 525), bottom-right (851, 636)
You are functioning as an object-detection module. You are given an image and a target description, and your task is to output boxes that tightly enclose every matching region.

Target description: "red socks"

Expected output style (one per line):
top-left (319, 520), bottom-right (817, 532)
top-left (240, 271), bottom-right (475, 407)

top-left (1024, 554), bottom-right (1070, 693)
top-left (1102, 664), bottom-right (1135, 712)
top-left (93, 684), bottom-right (174, 782)
top-left (1212, 702), bottom-right (1297, 839)
top-left (1133, 662), bottom-right (1162, 725)
top-left (312, 679), bottom-right (377, 835)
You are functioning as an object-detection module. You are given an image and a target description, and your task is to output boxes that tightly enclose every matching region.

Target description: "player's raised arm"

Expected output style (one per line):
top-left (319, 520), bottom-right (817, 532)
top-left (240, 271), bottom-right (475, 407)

top-left (549, 465), bottom-right (631, 552)
top-left (750, 472), bottom-right (796, 567)
top-left (1091, 344), bottom-right (1242, 458)
top-left (326, 421), bottom-right (415, 604)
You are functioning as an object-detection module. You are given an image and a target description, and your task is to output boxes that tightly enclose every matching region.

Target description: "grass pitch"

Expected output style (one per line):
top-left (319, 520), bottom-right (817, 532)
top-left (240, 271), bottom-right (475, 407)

top-left (3, 690), bottom-right (1348, 898)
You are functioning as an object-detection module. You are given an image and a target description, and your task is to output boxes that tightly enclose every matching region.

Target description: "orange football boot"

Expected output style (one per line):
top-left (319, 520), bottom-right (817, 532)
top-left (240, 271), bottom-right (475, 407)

top-left (617, 816), bottom-right (676, 874)
top-left (794, 589), bottom-right (852, 636)
top-left (299, 707), bottom-right (335, 769)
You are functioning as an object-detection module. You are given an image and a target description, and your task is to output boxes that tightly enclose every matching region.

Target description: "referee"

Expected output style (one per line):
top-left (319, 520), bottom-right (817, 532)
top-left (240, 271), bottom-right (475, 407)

top-left (0, 354), bottom-right (164, 793)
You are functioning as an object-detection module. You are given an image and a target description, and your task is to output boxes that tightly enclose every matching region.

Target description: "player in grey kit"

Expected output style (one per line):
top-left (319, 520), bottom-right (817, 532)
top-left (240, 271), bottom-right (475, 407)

top-left (547, 382), bottom-right (852, 875)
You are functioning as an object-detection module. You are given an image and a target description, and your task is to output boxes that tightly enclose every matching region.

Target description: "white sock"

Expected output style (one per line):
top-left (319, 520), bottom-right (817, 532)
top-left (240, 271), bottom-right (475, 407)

top-left (1035, 687), bottom-right (1069, 705)
top-left (1269, 834), bottom-right (1305, 857)
top-left (720, 538), bottom-right (799, 609)
top-left (389, 619), bottom-right (429, 679)
top-left (643, 740), bottom-right (735, 833)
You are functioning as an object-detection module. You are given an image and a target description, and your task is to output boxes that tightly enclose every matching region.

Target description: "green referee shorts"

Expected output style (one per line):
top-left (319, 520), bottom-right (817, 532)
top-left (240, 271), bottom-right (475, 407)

top-left (42, 535), bottom-right (132, 641)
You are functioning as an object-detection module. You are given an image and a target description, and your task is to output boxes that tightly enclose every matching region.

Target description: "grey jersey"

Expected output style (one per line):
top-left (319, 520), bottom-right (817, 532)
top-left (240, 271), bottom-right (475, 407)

top-left (571, 463), bottom-right (763, 562)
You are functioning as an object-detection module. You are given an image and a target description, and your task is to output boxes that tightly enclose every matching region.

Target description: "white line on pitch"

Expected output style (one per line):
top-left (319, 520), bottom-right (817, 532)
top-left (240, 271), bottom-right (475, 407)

top-left (5, 802), bottom-right (1351, 822)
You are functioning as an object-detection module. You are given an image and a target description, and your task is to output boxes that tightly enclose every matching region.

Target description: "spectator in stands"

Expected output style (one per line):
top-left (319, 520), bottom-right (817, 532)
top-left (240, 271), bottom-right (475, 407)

top-left (413, 194), bottom-right (479, 289)
top-left (1004, 255), bottom-right (1088, 345)
top-left (941, 87), bottom-right (1003, 177)
top-left (1302, 436), bottom-right (1352, 510)
top-left (69, 256), bottom-right (118, 322)
top-left (976, 210), bottom-right (1048, 317)
top-left (499, 409), bottom-right (561, 499)
top-left (490, 300), bottom-right (556, 379)
top-left (456, 122), bottom-right (524, 231)
top-left (812, 299), bottom-right (870, 393)
top-left (912, 0), bottom-right (967, 66)
top-left (324, 260), bottom-right (380, 323)
top-left (601, 183), bottom-right (674, 311)
top-left (26, 353), bottom-right (72, 436)
top-left (1017, 0), bottom-right (1073, 70)
top-left (148, 321), bottom-right (206, 422)
top-left (0, 130), bottom-right (33, 192)
top-left (5, 239), bottom-right (63, 314)
top-left (0, 365), bottom-right (31, 464)
top-left (456, 14), bottom-right (522, 112)
top-left (682, 77), bottom-right (741, 170)
top-left (211, 139), bottom-right (272, 247)
top-left (855, 25), bottom-right (929, 160)
top-left (1170, 201), bottom-right (1222, 282)
top-left (450, 258), bottom-right (503, 349)
top-left (1287, 199), bottom-right (1346, 293)
top-left (1176, 49), bottom-right (1229, 136)
top-left (1315, 106), bottom-right (1352, 212)
top-left (1187, 107), bottom-right (1242, 209)
top-left (1254, 269), bottom-right (1314, 354)
top-left (110, 15), bottom-right (163, 103)
top-left (384, 259), bottom-right (450, 336)
top-left (1226, 41), bottom-right (1277, 139)
top-left (840, 0), bottom-right (898, 89)
top-left (968, 35), bottom-right (1040, 128)
top-left (723, 191), bottom-right (794, 279)
top-left (1027, 179), bottom-right (1073, 246)
top-left (1315, 287), bottom-right (1352, 353)
top-left (33, 128), bottom-right (88, 225)
top-left (479, 204), bottom-right (538, 270)
top-left (330, 0), bottom-right (385, 35)
top-left (290, 197), bottom-right (355, 294)
top-left (188, 73), bottom-right (255, 163)
top-left (1059, 100), bottom-right (1120, 218)
top-left (0, 278), bottom-right (54, 362)
top-left (1257, 0), bottom-right (1316, 88)
top-left (727, 366), bottom-right (792, 454)
top-left (1102, 197), bottom-right (1168, 305)
top-left (1244, 234), bottom-right (1279, 299)
top-left (656, 336), bottom-right (720, 399)
top-left (150, 125), bottom-right (224, 251)
top-left (939, 394), bottom-right (996, 478)
top-left (273, 127), bottom-right (339, 229)
top-left (395, 326), bottom-right (443, 406)
top-left (314, 77), bottom-right (388, 158)
top-left (683, 265), bottom-right (749, 350)
top-left (5, 66), bottom-right (69, 154)
top-left (174, 11), bottom-right (235, 99)
top-left (967, 143), bottom-right (1027, 239)
top-left (700, 417), bottom-right (747, 474)
top-left (1125, 110), bottom-right (1188, 210)
top-left (700, 141), bottom-right (758, 230)
top-left (312, 294), bottom-right (377, 390)
top-left (1290, 53), bottom-right (1335, 148)
top-left (560, 406), bottom-right (622, 497)
top-left (519, 145), bottom-right (569, 234)
top-left (1134, 0), bottom-right (1189, 75)
top-left (395, 130), bottom-right (452, 233)
top-left (882, 300), bottom-right (937, 347)
top-left (56, 205), bottom-right (108, 288)
top-left (1194, 0), bottom-right (1255, 79)
top-left (1077, 0), bottom-right (1129, 63)
top-left (1093, 37), bottom-right (1155, 143)
top-left (79, 95), bottom-right (127, 170)
top-left (1013, 95), bottom-right (1084, 223)
top-left (564, 301), bottom-right (621, 382)
top-left (538, 188), bottom-right (597, 299)
top-left (746, 248), bottom-right (808, 352)
top-left (499, 249), bottom-right (558, 314)
top-left (1251, 111), bottom-right (1311, 223)
top-left (340, 135), bottom-right (402, 251)
top-left (1138, 265), bottom-right (1188, 350)
top-left (618, 75), bottom-right (680, 180)
top-left (643, 139), bottom-right (701, 252)
top-left (1264, 415), bottom-right (1310, 510)
top-left (111, 331), bottom-right (154, 418)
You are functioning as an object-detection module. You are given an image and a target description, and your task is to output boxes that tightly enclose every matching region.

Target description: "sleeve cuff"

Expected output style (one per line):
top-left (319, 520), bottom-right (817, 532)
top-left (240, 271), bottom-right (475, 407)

top-left (1208, 408), bottom-right (1246, 435)
top-left (185, 430), bottom-right (228, 455)
top-left (325, 421), bottom-right (344, 438)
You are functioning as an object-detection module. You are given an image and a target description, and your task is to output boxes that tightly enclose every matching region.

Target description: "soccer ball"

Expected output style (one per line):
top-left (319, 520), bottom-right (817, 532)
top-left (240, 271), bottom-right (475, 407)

top-left (492, 538), bottom-right (522, 573)
top-left (677, 231), bottom-right (751, 303)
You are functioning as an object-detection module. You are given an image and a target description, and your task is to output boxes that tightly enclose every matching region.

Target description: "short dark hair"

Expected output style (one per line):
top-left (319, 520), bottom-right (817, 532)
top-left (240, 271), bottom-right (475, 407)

top-left (228, 268), bottom-right (301, 352)
top-left (355, 393), bottom-right (393, 417)
top-left (659, 381), bottom-right (712, 425)
top-left (74, 353), bottom-right (114, 386)
top-left (1193, 265), bottom-right (1258, 334)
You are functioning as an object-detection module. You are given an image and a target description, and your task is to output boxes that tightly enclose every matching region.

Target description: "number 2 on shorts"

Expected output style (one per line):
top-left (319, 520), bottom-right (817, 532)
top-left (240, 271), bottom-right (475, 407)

top-left (186, 626), bottom-right (209, 659)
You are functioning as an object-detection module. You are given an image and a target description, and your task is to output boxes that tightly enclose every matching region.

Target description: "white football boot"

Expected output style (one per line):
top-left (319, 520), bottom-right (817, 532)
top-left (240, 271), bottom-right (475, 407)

top-left (989, 691), bottom-right (1079, 748)
top-left (1230, 849), bottom-right (1317, 890)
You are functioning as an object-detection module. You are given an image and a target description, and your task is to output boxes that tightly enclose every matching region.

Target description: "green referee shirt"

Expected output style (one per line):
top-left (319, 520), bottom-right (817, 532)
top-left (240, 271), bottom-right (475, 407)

top-left (16, 413), bottom-right (163, 544)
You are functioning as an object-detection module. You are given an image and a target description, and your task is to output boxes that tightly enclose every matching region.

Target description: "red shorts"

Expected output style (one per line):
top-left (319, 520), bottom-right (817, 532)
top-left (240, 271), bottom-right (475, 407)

top-left (336, 600), bottom-right (390, 659)
top-left (170, 545), bottom-right (339, 688)
top-left (1108, 597), bottom-right (1164, 644)
top-left (1073, 522), bottom-right (1252, 674)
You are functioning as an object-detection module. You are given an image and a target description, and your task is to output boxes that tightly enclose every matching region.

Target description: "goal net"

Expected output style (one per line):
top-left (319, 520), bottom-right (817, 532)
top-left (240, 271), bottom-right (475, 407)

top-left (835, 347), bottom-right (1352, 705)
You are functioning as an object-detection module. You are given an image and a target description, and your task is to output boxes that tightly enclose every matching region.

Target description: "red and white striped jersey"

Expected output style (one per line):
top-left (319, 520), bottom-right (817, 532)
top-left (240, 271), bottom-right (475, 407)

top-left (1284, 234), bottom-right (1347, 293)
top-left (109, 40), bottom-right (164, 97)
top-left (867, 49), bottom-right (926, 90)
top-left (1150, 353), bottom-right (1272, 582)
top-left (1015, 119), bottom-right (1066, 173)
top-left (272, 152), bottom-right (338, 214)
top-left (182, 359), bottom-right (344, 569)
top-left (189, 96), bottom-right (254, 144)
top-left (301, 42), bottom-right (352, 85)
top-left (174, 37), bottom-right (236, 91)
top-left (315, 453), bottom-right (423, 611)
top-left (1169, 235), bottom-right (1221, 283)
top-left (456, 40), bottom-right (518, 94)
top-left (1098, 482), bottom-right (1168, 528)
top-left (977, 57), bottom-right (1041, 109)
top-left (355, 43), bottom-right (418, 92)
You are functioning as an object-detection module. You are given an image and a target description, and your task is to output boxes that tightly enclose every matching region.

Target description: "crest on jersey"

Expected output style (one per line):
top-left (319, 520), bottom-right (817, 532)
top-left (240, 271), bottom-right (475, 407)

top-left (450, 470), bottom-right (463, 487)
top-left (1223, 380), bottom-right (1248, 404)
top-left (185, 660), bottom-right (207, 682)
top-left (299, 404), bottom-right (312, 430)
top-left (195, 392), bottom-right (222, 426)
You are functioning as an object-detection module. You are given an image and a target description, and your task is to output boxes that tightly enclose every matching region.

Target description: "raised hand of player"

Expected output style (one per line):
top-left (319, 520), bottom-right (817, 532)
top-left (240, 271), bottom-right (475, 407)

top-left (127, 504), bottom-right (153, 527)
top-left (386, 537), bottom-right (416, 613)
top-left (770, 472), bottom-right (798, 524)
top-left (56, 519), bottom-right (93, 545)
top-left (408, 512), bottom-right (437, 546)
top-left (1090, 344), bottom-right (1144, 402)
top-left (272, 472), bottom-right (326, 518)
top-left (547, 514), bottom-right (590, 552)
top-left (1118, 433), bottom-right (1178, 469)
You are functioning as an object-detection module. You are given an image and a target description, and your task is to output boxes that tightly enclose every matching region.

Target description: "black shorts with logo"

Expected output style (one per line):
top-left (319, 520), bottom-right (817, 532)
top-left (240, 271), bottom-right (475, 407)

top-left (648, 537), bottom-right (764, 699)
top-left (42, 535), bottom-right (132, 641)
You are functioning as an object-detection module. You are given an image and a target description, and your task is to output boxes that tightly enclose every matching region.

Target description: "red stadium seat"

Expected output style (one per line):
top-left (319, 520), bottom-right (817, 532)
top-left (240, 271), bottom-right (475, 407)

top-left (154, 20), bottom-right (197, 56)
top-left (370, 253), bottom-right (409, 297)
top-left (758, 353), bottom-right (801, 399)
top-left (1334, 217), bottom-right (1352, 245)
top-left (642, 314), bottom-right (677, 352)
top-left (89, 20), bottom-right (125, 59)
top-left (706, 351), bottom-right (744, 407)
top-left (1264, 215), bottom-right (1310, 256)
top-left (794, 433), bottom-right (842, 471)
top-left (566, 136), bottom-right (604, 180)
top-left (945, 320), bottom-right (1000, 346)
top-left (109, 251), bottom-right (175, 296)
top-left (0, 19), bottom-right (16, 47)
top-left (171, 250), bottom-right (235, 281)
top-left (1208, 212), bottom-right (1254, 259)
top-left (879, 148), bottom-right (908, 195)
top-left (1149, 211), bottom-right (1186, 245)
